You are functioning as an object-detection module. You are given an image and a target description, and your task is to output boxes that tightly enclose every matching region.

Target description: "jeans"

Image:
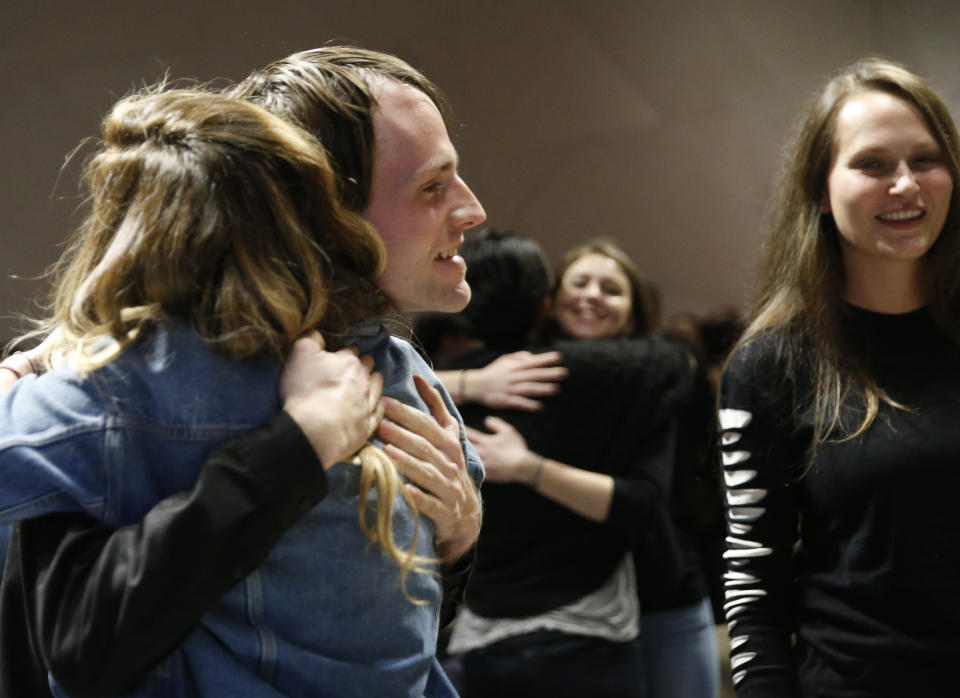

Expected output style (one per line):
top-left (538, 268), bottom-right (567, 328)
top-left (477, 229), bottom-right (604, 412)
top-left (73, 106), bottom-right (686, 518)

top-left (641, 597), bottom-right (721, 698)
top-left (461, 631), bottom-right (646, 698)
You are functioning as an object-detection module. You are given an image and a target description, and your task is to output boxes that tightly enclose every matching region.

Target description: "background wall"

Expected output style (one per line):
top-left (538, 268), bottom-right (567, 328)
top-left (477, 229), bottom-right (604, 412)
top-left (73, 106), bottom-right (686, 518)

top-left (3, 0), bottom-right (960, 343)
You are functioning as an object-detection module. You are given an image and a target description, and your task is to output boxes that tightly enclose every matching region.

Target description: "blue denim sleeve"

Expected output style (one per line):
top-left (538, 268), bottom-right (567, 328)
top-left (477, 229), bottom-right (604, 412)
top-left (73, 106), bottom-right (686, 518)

top-left (0, 369), bottom-right (108, 523)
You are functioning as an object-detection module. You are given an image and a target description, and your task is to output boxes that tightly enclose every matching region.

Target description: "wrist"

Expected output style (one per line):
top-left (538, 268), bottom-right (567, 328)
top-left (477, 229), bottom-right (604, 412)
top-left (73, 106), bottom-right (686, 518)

top-left (0, 352), bottom-right (36, 381)
top-left (523, 452), bottom-right (547, 487)
top-left (282, 402), bottom-right (337, 470)
top-left (437, 512), bottom-right (480, 566)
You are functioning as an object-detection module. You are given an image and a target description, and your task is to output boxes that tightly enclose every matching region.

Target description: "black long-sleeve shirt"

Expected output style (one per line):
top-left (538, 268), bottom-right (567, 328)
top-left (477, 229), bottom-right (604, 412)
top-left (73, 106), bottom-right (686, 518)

top-left (0, 412), bottom-right (472, 697)
top-left (447, 336), bottom-right (693, 619)
top-left (720, 307), bottom-right (960, 697)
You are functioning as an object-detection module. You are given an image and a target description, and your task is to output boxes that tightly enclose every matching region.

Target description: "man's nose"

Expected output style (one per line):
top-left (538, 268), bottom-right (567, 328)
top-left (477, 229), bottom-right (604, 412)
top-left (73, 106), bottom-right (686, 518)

top-left (452, 176), bottom-right (486, 230)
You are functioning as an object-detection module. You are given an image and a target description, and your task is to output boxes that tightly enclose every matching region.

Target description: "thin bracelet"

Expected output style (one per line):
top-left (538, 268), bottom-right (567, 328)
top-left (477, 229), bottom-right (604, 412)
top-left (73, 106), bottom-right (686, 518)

top-left (19, 352), bottom-right (39, 375)
top-left (529, 455), bottom-right (547, 488)
top-left (458, 369), bottom-right (467, 403)
top-left (0, 365), bottom-right (23, 380)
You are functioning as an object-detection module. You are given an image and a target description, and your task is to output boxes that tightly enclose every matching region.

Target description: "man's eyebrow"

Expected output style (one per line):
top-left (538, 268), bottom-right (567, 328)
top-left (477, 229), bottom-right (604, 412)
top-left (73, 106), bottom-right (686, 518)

top-left (412, 153), bottom-right (458, 182)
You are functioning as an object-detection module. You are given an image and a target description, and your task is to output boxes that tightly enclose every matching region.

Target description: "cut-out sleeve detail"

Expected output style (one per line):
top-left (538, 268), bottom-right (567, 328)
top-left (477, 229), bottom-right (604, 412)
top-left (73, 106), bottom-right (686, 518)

top-left (724, 469), bottom-right (758, 487)
top-left (718, 338), bottom-right (804, 697)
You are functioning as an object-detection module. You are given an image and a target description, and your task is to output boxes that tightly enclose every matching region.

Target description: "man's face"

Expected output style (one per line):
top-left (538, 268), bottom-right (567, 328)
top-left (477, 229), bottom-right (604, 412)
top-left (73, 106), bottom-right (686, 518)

top-left (363, 80), bottom-right (486, 312)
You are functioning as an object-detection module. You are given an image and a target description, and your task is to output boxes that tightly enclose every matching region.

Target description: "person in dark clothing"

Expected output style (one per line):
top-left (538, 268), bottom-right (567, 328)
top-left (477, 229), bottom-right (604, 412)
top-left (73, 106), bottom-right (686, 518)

top-left (454, 237), bottom-right (720, 698)
top-left (720, 57), bottom-right (960, 697)
top-left (430, 231), bottom-right (693, 698)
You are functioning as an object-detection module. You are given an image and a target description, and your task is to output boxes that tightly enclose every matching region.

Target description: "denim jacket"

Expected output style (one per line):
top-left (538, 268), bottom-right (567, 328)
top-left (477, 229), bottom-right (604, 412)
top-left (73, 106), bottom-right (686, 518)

top-left (0, 321), bottom-right (482, 697)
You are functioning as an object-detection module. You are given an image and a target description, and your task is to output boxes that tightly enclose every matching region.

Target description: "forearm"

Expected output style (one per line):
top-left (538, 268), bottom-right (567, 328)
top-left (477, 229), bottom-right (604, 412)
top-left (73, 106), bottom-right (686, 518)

top-left (721, 346), bottom-right (804, 697)
top-left (28, 412), bottom-right (326, 696)
top-left (528, 454), bottom-right (615, 523)
top-left (0, 351), bottom-right (37, 390)
top-left (435, 369), bottom-right (467, 404)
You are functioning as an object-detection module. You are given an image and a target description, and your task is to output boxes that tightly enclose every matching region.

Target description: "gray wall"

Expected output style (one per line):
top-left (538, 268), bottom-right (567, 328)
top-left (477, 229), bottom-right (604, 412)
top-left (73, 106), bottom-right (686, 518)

top-left (4, 0), bottom-right (960, 342)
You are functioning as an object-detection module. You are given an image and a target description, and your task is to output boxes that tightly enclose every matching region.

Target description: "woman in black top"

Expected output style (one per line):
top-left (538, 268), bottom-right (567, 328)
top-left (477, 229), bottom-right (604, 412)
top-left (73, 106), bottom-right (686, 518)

top-left (447, 236), bottom-right (719, 698)
top-left (720, 57), bottom-right (960, 697)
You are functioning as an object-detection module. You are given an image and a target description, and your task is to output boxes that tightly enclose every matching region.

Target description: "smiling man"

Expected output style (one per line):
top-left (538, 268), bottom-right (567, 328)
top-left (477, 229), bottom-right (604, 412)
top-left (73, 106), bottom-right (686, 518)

top-left (0, 47), bottom-right (486, 697)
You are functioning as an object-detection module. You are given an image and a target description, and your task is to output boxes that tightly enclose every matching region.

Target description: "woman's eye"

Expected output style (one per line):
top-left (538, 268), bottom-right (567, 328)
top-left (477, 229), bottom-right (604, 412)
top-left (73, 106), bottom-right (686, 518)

top-left (914, 153), bottom-right (943, 169)
top-left (423, 181), bottom-right (446, 196)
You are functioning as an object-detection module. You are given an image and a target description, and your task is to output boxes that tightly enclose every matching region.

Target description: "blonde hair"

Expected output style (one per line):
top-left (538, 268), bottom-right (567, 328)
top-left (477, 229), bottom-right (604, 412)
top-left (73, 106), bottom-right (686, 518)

top-left (733, 57), bottom-right (960, 452)
top-left (35, 87), bottom-right (433, 595)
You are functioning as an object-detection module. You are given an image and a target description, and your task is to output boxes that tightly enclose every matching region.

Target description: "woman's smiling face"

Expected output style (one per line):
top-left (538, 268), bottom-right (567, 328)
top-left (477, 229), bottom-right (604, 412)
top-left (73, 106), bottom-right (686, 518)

top-left (554, 253), bottom-right (634, 339)
top-left (825, 89), bottom-right (953, 278)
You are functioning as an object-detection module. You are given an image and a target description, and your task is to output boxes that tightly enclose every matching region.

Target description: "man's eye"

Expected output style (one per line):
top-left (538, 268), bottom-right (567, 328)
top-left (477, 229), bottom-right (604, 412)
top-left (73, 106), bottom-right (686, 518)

top-left (423, 181), bottom-right (446, 195)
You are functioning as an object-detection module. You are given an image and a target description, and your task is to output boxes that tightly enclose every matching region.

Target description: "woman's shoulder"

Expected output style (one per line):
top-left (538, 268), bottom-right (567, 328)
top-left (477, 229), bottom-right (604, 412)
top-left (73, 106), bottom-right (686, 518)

top-left (552, 335), bottom-right (695, 413)
top-left (722, 328), bottom-right (802, 415)
top-left (725, 330), bottom-right (783, 379)
top-left (552, 335), bottom-right (690, 374)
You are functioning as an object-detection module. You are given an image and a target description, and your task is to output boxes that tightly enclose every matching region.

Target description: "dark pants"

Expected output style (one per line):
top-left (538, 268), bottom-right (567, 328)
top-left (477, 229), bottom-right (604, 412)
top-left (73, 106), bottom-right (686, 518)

top-left (461, 631), bottom-right (646, 698)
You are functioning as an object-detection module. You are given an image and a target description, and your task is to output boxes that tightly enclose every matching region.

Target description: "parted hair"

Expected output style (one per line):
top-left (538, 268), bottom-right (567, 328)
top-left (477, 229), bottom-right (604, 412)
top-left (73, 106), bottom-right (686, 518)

top-left (734, 56), bottom-right (960, 449)
top-left (226, 46), bottom-right (450, 213)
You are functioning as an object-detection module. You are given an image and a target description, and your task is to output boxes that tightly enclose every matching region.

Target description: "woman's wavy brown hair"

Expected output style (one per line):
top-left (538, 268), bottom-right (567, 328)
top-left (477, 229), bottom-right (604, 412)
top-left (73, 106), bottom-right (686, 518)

top-left (44, 87), bottom-right (387, 365)
top-left (732, 57), bottom-right (960, 451)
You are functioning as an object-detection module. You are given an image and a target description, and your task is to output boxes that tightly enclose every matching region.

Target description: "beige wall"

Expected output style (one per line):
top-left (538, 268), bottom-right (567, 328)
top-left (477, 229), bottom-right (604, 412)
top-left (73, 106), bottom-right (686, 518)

top-left (3, 0), bottom-right (960, 342)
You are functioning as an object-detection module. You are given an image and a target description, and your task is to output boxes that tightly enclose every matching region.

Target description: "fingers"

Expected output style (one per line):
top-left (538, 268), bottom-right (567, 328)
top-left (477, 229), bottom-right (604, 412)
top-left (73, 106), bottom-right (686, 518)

top-left (299, 330), bottom-right (326, 352)
top-left (464, 425), bottom-right (490, 443)
top-left (513, 380), bottom-right (562, 397)
top-left (413, 374), bottom-right (455, 428)
top-left (401, 483), bottom-right (456, 534)
top-left (377, 415), bottom-right (451, 477)
top-left (516, 350), bottom-right (565, 369)
top-left (370, 374), bottom-right (385, 426)
top-left (384, 442), bottom-right (458, 503)
top-left (381, 396), bottom-right (445, 445)
top-left (481, 416), bottom-right (515, 437)
top-left (360, 353), bottom-right (375, 373)
top-left (500, 395), bottom-right (545, 412)
top-left (520, 366), bottom-right (569, 383)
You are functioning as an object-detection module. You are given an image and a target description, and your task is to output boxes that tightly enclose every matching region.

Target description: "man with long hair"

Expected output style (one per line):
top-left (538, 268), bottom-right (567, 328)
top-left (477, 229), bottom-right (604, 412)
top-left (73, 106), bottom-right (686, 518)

top-left (0, 46), bottom-right (486, 697)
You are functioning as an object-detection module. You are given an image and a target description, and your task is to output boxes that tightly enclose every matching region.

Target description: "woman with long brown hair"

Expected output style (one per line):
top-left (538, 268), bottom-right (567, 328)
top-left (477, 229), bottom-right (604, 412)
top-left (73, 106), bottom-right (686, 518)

top-left (720, 57), bottom-right (960, 696)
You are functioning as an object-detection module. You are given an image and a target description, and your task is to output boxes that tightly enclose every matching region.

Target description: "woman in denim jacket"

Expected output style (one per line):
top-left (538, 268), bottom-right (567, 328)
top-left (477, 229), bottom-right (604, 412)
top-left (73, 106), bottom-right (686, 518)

top-left (0, 87), bottom-right (480, 697)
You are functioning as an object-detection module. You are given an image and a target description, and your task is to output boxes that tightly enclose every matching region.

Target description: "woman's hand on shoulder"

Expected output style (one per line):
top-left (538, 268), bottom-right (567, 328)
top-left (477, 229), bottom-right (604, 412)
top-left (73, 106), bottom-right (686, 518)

top-left (464, 350), bottom-right (568, 411)
top-left (465, 416), bottom-right (539, 484)
top-left (280, 331), bottom-right (384, 469)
